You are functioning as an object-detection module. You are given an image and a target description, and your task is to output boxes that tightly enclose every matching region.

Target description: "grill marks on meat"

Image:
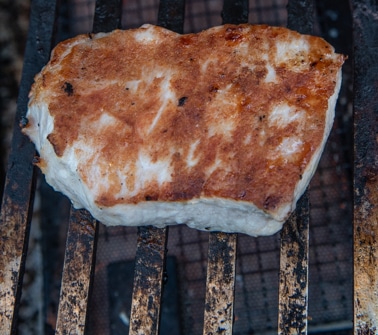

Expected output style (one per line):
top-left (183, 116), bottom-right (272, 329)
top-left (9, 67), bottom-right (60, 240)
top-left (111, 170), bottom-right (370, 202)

top-left (23, 24), bottom-right (345, 235)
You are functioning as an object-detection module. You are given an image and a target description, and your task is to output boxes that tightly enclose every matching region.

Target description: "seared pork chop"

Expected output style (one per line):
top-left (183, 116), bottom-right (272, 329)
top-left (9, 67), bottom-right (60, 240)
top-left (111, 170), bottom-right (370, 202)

top-left (23, 24), bottom-right (345, 236)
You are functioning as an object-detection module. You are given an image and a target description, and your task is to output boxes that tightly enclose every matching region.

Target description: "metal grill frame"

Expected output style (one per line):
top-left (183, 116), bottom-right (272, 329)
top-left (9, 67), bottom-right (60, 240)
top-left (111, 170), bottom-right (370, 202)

top-left (0, 0), bottom-right (377, 334)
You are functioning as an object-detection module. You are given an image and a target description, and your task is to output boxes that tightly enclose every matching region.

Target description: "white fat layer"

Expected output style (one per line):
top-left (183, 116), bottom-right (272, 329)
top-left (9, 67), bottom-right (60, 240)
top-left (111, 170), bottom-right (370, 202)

top-left (91, 198), bottom-right (284, 237)
top-left (125, 80), bottom-right (141, 92)
top-left (207, 85), bottom-right (236, 140)
top-left (278, 137), bottom-right (303, 157)
top-left (267, 103), bottom-right (305, 161)
top-left (276, 38), bottom-right (309, 57)
top-left (186, 140), bottom-right (201, 168)
top-left (269, 103), bottom-right (304, 128)
top-left (148, 75), bottom-right (175, 134)
top-left (276, 38), bottom-right (310, 71)
top-left (201, 59), bottom-right (212, 73)
top-left (134, 151), bottom-right (172, 192)
top-left (134, 27), bottom-right (158, 43)
top-left (98, 112), bottom-right (118, 127)
top-left (40, 142), bottom-right (90, 209)
top-left (92, 32), bottom-right (110, 40)
top-left (259, 129), bottom-right (266, 146)
top-left (243, 134), bottom-right (252, 145)
top-left (24, 103), bottom-right (54, 152)
top-left (265, 63), bottom-right (277, 83)
top-left (208, 118), bottom-right (236, 140)
top-left (261, 53), bottom-right (277, 83)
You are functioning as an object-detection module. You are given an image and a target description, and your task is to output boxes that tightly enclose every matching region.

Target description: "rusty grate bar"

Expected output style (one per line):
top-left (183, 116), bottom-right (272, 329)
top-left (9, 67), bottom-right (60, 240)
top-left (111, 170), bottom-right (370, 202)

top-left (202, 2), bottom-right (248, 334)
top-left (129, 227), bottom-right (169, 335)
top-left (55, 1), bottom-right (122, 334)
top-left (352, 1), bottom-right (378, 333)
top-left (128, 1), bottom-right (185, 335)
top-left (278, 193), bottom-right (310, 335)
top-left (278, 0), bottom-right (313, 334)
top-left (203, 232), bottom-right (238, 335)
top-left (0, 0), bottom-right (58, 333)
top-left (55, 209), bottom-right (99, 335)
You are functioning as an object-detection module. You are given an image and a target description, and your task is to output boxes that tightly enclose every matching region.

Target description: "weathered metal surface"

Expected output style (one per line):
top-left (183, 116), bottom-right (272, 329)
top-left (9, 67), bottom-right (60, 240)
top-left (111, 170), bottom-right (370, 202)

top-left (287, 0), bottom-right (314, 34)
top-left (128, 227), bottom-right (168, 335)
top-left (93, 0), bottom-right (122, 33)
top-left (55, 209), bottom-right (99, 335)
top-left (221, 0), bottom-right (249, 25)
top-left (278, 1), bottom-right (312, 334)
top-left (128, 1), bottom-right (185, 334)
top-left (278, 193), bottom-right (309, 335)
top-left (55, 1), bottom-right (122, 333)
top-left (157, 0), bottom-right (186, 34)
top-left (352, 1), bottom-right (378, 333)
top-left (0, 0), bottom-right (58, 333)
top-left (203, 232), bottom-right (237, 335)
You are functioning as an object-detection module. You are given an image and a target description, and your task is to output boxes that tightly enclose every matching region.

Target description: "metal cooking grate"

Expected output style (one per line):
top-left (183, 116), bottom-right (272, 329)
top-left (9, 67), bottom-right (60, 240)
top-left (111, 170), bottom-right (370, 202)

top-left (42, 1), bottom-right (353, 334)
top-left (3, 0), bottom-right (375, 334)
top-left (60, 0), bottom-right (288, 36)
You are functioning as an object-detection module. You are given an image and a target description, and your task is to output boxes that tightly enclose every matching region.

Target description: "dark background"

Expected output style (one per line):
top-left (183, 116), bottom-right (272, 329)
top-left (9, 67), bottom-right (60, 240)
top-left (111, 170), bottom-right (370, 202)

top-left (0, 1), bottom-right (354, 334)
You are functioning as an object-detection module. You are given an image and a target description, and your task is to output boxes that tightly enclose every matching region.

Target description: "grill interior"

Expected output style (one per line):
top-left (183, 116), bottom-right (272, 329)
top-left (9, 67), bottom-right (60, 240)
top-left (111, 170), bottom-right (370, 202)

top-left (0, 0), bottom-right (373, 334)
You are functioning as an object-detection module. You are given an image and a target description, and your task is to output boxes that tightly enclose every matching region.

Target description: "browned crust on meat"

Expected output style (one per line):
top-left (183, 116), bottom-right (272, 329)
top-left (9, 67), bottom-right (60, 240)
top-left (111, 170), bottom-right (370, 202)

top-left (27, 24), bottom-right (345, 213)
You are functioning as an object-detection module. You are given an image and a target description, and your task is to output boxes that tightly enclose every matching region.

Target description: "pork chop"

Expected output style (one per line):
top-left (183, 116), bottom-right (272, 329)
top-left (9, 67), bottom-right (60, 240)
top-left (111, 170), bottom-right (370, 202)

top-left (23, 24), bottom-right (345, 236)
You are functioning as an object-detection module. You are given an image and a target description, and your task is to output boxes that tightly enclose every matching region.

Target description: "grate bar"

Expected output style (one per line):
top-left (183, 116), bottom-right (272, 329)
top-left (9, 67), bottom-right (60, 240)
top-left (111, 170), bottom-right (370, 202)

top-left (129, 227), bottom-right (169, 335)
top-left (278, 0), bottom-right (313, 334)
top-left (352, 1), bottom-right (378, 333)
top-left (0, 0), bottom-right (58, 333)
top-left (55, 1), bottom-right (122, 334)
top-left (278, 193), bottom-right (310, 335)
top-left (221, 0), bottom-right (249, 24)
top-left (158, 0), bottom-right (186, 34)
top-left (93, 0), bottom-right (123, 33)
top-left (128, 1), bottom-right (185, 334)
top-left (203, 232), bottom-right (238, 335)
top-left (286, 0), bottom-right (314, 34)
top-left (55, 209), bottom-right (99, 335)
top-left (202, 2), bottom-right (248, 334)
